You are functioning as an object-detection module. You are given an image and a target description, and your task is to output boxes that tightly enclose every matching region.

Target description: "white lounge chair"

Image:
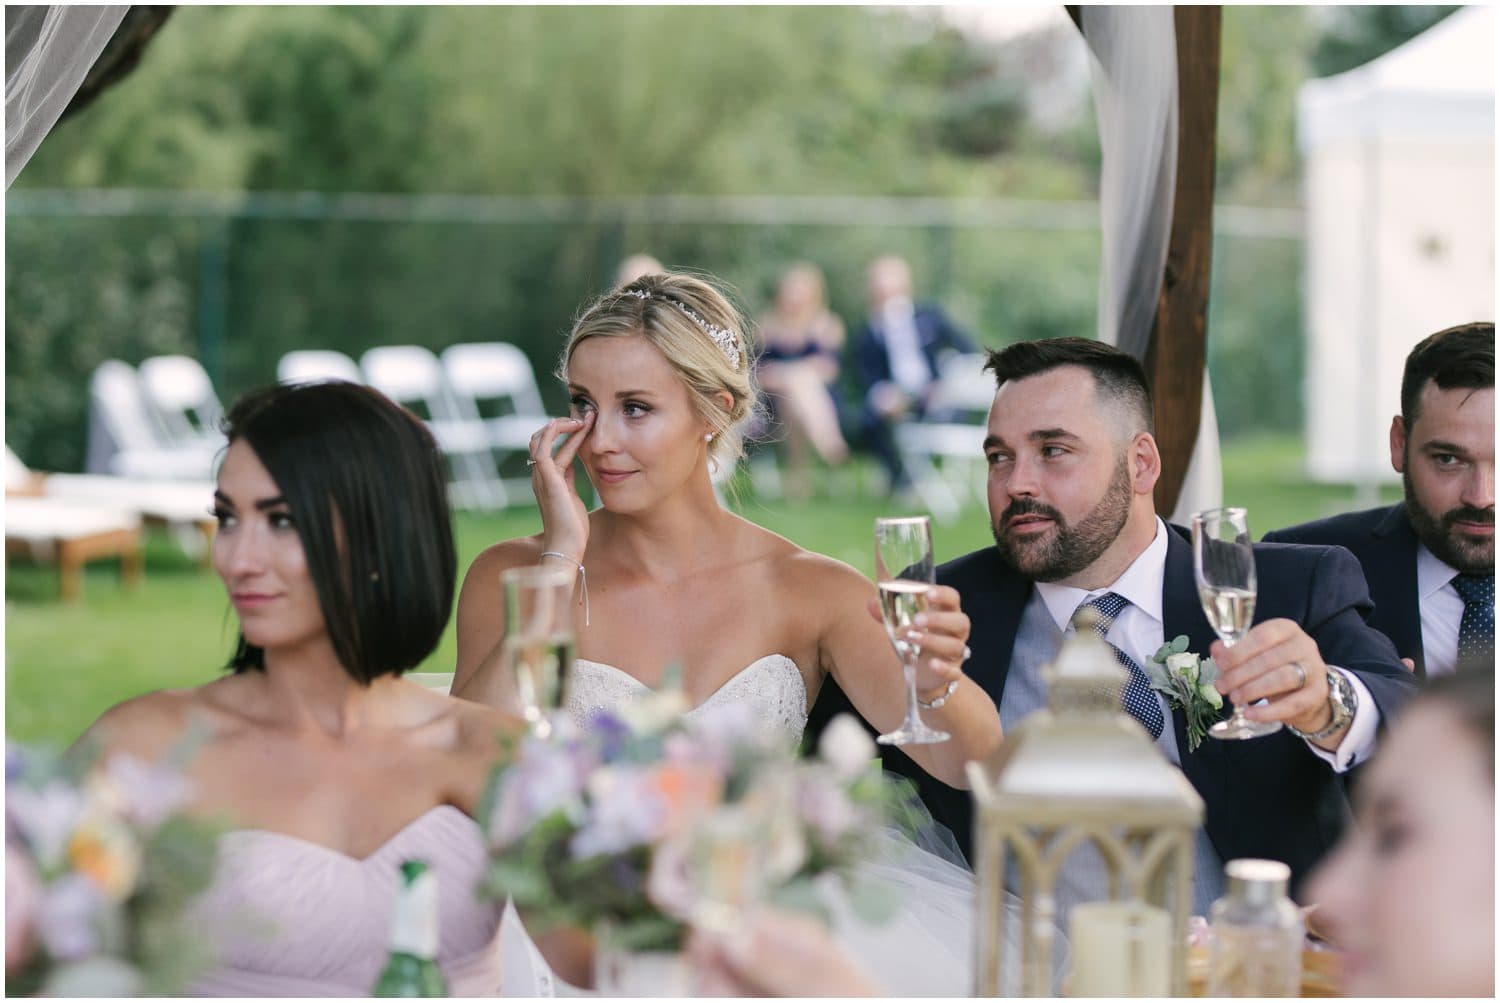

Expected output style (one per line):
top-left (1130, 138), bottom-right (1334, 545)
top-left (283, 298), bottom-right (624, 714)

top-left (5, 496), bottom-right (143, 600)
top-left (138, 354), bottom-right (226, 449)
top-left (361, 345), bottom-right (506, 510)
top-left (85, 359), bottom-right (220, 481)
top-left (894, 353), bottom-right (994, 523)
top-left (277, 349), bottom-right (363, 385)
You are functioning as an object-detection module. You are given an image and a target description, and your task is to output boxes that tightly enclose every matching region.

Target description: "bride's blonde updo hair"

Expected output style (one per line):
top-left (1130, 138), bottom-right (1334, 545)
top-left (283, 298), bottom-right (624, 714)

top-left (559, 271), bottom-right (760, 467)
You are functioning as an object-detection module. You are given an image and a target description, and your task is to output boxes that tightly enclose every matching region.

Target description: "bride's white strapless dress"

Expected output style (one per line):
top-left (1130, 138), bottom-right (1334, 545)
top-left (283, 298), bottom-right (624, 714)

top-left (499, 654), bottom-right (985, 996)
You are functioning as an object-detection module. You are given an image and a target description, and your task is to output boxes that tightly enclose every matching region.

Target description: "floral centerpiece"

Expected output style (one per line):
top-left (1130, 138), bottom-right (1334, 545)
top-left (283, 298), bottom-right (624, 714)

top-left (478, 687), bottom-right (905, 956)
top-left (5, 742), bottom-right (221, 997)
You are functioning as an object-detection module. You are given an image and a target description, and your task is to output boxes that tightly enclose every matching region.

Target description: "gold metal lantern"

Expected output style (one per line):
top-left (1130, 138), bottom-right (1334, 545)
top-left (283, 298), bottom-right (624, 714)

top-left (968, 614), bottom-right (1205, 997)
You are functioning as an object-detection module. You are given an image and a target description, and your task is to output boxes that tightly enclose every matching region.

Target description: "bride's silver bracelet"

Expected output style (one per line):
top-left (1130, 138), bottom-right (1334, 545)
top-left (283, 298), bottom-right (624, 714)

top-left (918, 678), bottom-right (959, 710)
top-left (539, 550), bottom-right (590, 627)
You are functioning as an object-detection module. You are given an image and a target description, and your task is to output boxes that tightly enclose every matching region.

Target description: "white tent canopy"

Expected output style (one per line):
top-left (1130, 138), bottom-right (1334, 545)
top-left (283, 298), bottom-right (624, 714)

top-left (1298, 6), bottom-right (1495, 485)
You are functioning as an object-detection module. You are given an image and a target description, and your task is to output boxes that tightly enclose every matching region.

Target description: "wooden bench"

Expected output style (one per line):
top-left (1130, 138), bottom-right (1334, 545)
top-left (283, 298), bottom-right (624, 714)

top-left (6, 497), bottom-right (143, 600)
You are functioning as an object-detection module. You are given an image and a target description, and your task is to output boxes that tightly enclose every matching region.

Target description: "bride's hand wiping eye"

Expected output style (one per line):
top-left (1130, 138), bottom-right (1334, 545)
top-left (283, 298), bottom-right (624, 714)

top-left (529, 412), bottom-right (594, 561)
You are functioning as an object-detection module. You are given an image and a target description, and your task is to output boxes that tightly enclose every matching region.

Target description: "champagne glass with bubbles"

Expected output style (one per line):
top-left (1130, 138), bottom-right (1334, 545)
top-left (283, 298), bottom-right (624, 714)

top-left (874, 516), bottom-right (950, 745)
top-left (1194, 507), bottom-right (1281, 740)
top-left (501, 565), bottom-right (577, 738)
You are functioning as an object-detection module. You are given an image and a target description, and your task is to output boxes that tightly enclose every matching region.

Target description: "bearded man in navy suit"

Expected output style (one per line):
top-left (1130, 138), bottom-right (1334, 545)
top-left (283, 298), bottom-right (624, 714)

top-left (865, 338), bottom-right (1416, 912)
top-left (1265, 323), bottom-right (1494, 680)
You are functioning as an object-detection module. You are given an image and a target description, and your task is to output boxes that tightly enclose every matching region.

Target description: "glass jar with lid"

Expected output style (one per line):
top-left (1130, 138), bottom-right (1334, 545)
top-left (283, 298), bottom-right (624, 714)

top-left (1206, 858), bottom-right (1303, 997)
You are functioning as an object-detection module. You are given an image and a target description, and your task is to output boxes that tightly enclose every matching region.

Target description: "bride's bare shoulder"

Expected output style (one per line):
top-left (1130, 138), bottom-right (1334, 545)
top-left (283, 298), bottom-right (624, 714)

top-left (746, 525), bottom-right (873, 599)
top-left (462, 535), bottom-right (545, 589)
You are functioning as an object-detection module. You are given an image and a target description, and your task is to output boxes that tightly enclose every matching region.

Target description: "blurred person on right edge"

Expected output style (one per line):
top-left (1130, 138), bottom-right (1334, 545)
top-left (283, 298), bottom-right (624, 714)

top-left (851, 254), bottom-right (975, 497)
top-left (754, 263), bottom-right (850, 500)
top-left (1305, 665), bottom-right (1495, 996)
top-left (1265, 322), bottom-right (1494, 680)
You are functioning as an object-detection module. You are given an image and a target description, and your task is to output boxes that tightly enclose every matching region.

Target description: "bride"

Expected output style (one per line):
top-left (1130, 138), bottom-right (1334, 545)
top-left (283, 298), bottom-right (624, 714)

top-left (452, 271), bottom-right (1002, 994)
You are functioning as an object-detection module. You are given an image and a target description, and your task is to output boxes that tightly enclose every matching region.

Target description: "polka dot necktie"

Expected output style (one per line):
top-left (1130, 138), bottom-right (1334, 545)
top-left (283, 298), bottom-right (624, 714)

top-left (1452, 573), bottom-right (1495, 667)
top-left (1079, 592), bottom-right (1166, 740)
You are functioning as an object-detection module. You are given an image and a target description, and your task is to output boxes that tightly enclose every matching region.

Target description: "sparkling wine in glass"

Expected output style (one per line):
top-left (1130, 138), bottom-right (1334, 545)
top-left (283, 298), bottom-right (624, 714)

top-left (874, 515), bottom-right (949, 745)
top-left (500, 565), bottom-right (577, 738)
top-left (1193, 507), bottom-right (1280, 740)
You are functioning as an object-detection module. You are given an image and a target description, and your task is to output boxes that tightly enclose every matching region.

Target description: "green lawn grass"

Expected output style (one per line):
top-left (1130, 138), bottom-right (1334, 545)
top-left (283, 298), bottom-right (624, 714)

top-left (4, 435), bottom-right (1399, 746)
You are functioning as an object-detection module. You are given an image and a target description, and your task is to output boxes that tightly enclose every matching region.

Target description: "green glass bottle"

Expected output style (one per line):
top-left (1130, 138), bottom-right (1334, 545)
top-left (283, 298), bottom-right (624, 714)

top-left (372, 858), bottom-right (448, 997)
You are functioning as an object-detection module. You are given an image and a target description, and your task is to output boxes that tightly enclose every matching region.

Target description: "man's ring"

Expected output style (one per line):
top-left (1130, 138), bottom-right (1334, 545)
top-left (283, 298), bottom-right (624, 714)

top-left (962, 645), bottom-right (972, 662)
top-left (1292, 662), bottom-right (1306, 689)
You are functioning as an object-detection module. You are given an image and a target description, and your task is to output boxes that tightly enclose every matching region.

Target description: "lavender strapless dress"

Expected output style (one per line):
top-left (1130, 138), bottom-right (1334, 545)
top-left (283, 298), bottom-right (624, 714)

top-left (187, 805), bottom-right (507, 997)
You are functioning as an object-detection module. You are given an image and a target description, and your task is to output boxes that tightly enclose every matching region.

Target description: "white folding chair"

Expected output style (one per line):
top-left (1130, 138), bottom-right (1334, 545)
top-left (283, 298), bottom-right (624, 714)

top-left (85, 360), bottom-right (219, 481)
top-left (360, 345), bottom-right (506, 510)
top-left (138, 355), bottom-right (225, 448)
top-left (440, 342), bottom-right (549, 499)
top-left (277, 349), bottom-right (363, 385)
top-left (895, 353), bottom-right (994, 523)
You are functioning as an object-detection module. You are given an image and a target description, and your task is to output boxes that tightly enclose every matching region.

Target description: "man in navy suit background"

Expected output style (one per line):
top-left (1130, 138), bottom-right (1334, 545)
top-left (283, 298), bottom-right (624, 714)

top-left (851, 255), bottom-right (975, 494)
top-left (1266, 323), bottom-right (1493, 680)
top-left (811, 338), bottom-right (1417, 911)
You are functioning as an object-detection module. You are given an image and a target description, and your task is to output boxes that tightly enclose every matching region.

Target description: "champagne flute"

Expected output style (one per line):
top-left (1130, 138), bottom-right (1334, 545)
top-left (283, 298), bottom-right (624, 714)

top-left (500, 565), bottom-right (577, 738)
top-left (874, 515), bottom-right (950, 745)
top-left (1194, 507), bottom-right (1280, 740)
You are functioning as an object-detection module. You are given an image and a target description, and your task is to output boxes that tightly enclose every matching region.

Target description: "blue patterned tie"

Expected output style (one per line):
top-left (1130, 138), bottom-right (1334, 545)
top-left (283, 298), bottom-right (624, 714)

top-left (1452, 573), bottom-right (1495, 666)
top-left (1080, 593), bottom-right (1166, 740)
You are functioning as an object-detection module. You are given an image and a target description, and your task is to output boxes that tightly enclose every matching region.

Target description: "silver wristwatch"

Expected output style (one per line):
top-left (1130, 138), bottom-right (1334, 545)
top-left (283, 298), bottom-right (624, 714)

top-left (1288, 668), bottom-right (1357, 741)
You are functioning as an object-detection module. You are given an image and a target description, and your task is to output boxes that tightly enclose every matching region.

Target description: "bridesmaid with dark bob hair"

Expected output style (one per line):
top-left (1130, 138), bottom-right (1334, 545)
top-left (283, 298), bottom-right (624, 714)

top-left (77, 381), bottom-right (522, 996)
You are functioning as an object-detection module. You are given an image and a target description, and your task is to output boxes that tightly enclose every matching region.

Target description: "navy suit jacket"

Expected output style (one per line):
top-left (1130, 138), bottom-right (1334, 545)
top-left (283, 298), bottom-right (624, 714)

top-left (851, 304), bottom-right (975, 408)
top-left (806, 527), bottom-right (1417, 894)
top-left (1263, 504), bottom-right (1427, 678)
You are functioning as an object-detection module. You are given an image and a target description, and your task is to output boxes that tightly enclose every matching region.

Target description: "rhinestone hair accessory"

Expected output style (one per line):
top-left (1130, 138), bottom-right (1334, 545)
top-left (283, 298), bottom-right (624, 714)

top-left (623, 288), bottom-right (742, 370)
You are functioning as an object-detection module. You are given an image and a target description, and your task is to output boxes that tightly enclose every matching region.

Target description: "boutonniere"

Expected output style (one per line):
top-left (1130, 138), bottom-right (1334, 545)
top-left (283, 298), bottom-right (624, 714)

top-left (1144, 636), bottom-right (1224, 752)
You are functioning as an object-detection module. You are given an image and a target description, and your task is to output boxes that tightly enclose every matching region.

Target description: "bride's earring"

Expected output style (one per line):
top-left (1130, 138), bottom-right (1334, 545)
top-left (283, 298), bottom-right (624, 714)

top-left (704, 432), bottom-right (713, 442)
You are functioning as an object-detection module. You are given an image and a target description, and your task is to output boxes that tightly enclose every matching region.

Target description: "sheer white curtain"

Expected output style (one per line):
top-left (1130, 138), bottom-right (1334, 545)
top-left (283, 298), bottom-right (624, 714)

top-left (5, 5), bottom-right (127, 189)
top-left (1080, 6), bottom-right (1221, 520)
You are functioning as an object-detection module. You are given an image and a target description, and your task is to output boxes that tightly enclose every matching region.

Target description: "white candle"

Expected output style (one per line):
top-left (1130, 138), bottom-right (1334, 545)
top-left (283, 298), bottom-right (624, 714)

top-left (1067, 901), bottom-right (1172, 997)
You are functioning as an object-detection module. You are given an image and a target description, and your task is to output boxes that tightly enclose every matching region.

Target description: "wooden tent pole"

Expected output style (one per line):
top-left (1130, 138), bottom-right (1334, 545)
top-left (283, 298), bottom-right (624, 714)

top-left (1066, 5), bottom-right (1223, 514)
top-left (1148, 6), bottom-right (1221, 515)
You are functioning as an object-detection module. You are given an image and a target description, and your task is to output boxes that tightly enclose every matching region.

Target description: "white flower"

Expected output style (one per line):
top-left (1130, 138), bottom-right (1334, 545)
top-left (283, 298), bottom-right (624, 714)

top-left (818, 714), bottom-right (876, 780)
top-left (618, 689), bottom-right (690, 734)
top-left (1165, 651), bottom-right (1200, 683)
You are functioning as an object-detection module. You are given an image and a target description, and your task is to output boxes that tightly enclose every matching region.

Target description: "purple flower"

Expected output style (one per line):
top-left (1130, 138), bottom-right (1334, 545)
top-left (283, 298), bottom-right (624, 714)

top-left (36, 874), bottom-right (106, 962)
top-left (584, 711), bottom-right (632, 761)
top-left (95, 754), bottom-right (193, 830)
top-left (488, 740), bottom-right (588, 846)
top-left (6, 743), bottom-right (28, 783)
top-left (7, 781), bottom-right (88, 871)
top-left (570, 767), bottom-right (665, 859)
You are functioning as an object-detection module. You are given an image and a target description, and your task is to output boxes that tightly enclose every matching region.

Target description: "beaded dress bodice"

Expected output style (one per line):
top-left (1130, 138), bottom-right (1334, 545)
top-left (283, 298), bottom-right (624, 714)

top-left (564, 654), bottom-right (809, 744)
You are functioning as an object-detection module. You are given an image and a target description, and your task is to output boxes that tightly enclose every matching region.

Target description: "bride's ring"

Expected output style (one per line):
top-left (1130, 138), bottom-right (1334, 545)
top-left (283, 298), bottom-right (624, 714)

top-left (962, 645), bottom-right (972, 662)
top-left (1291, 661), bottom-right (1306, 689)
top-left (526, 459), bottom-right (537, 467)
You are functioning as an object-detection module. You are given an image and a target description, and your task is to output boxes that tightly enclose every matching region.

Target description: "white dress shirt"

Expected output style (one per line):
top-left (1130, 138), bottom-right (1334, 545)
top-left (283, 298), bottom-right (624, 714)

top-left (1035, 517), bottom-right (1380, 772)
top-left (876, 296), bottom-right (932, 396)
top-left (1416, 543), bottom-right (1466, 678)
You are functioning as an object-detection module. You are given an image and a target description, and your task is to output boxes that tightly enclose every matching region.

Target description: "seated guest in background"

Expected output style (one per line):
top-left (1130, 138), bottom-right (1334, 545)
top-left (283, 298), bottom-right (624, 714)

top-left (1306, 666), bottom-right (1494, 996)
top-left (613, 251), bottom-right (664, 289)
top-left (755, 262), bottom-right (850, 499)
top-left (1266, 322), bottom-right (1494, 679)
top-left (852, 254), bottom-right (975, 495)
top-left (76, 382), bottom-right (521, 996)
top-left (820, 338), bottom-right (1417, 917)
